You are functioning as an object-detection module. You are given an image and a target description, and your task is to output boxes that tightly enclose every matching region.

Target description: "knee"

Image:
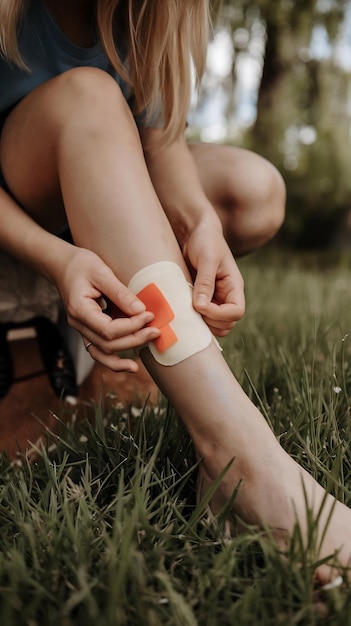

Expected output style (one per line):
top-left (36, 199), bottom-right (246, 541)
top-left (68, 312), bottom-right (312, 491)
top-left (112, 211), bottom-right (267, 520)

top-left (53, 67), bottom-right (132, 128)
top-left (224, 153), bottom-right (286, 255)
top-left (253, 161), bottom-right (286, 241)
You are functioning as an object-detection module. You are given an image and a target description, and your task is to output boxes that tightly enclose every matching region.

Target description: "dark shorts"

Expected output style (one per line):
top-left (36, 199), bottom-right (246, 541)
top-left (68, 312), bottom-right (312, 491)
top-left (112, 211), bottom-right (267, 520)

top-left (0, 104), bottom-right (15, 133)
top-left (0, 103), bottom-right (21, 189)
top-left (0, 168), bottom-right (11, 194)
top-left (0, 108), bottom-right (11, 189)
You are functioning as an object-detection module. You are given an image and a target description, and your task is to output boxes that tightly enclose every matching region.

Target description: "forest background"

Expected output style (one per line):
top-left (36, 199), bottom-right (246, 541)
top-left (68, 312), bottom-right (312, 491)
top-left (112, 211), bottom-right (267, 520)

top-left (189, 0), bottom-right (351, 250)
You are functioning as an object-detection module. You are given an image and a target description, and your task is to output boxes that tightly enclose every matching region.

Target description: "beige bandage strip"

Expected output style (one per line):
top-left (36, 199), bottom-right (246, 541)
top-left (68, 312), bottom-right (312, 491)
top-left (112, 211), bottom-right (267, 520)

top-left (128, 261), bottom-right (214, 366)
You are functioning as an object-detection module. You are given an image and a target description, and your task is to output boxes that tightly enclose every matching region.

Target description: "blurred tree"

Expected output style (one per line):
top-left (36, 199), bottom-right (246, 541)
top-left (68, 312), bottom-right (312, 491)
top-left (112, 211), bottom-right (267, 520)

top-left (205, 0), bottom-right (351, 247)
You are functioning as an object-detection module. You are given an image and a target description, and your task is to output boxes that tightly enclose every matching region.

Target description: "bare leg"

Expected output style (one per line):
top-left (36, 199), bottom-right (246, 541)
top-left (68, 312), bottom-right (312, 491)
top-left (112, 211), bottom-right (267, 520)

top-left (1, 68), bottom-right (350, 584)
top-left (188, 142), bottom-right (286, 256)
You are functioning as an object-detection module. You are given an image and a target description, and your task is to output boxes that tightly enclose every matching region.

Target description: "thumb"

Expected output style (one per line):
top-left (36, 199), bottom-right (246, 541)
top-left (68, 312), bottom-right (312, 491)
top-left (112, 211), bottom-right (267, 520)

top-left (193, 261), bottom-right (216, 312)
top-left (96, 267), bottom-right (146, 316)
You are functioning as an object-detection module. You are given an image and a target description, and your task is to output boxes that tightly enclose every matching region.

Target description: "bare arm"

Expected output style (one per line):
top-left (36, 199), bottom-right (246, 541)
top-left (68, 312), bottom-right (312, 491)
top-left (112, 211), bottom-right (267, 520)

top-left (0, 187), bottom-right (160, 371)
top-left (140, 130), bottom-right (220, 243)
top-left (0, 186), bottom-right (69, 280)
top-left (140, 129), bottom-right (245, 335)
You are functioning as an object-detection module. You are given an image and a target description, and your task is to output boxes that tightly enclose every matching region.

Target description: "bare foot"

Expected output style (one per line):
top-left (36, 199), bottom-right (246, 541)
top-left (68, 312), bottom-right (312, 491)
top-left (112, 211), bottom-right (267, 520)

top-left (198, 450), bottom-right (351, 586)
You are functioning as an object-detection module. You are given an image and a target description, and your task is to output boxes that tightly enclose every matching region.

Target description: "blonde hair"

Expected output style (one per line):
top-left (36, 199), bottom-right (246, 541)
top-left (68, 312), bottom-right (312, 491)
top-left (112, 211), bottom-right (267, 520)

top-left (0, 0), bottom-right (215, 143)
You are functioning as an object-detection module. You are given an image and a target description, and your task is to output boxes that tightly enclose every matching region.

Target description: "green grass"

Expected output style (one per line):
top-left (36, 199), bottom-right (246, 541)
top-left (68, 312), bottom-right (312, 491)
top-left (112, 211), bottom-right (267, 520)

top-left (2, 249), bottom-right (351, 625)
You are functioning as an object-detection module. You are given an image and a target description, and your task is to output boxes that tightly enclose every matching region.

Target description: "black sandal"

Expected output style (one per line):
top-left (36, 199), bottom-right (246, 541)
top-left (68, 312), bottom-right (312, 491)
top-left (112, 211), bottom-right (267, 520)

top-left (0, 324), bottom-right (13, 399)
top-left (34, 316), bottom-right (78, 400)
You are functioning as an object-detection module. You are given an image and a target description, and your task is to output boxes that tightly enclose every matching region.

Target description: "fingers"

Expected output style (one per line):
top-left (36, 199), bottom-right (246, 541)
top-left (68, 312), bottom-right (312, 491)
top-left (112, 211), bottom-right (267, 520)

top-left (191, 245), bottom-right (246, 335)
top-left (80, 311), bottom-right (161, 372)
top-left (57, 250), bottom-right (162, 371)
top-left (74, 310), bottom-right (160, 352)
top-left (86, 321), bottom-right (160, 354)
top-left (93, 265), bottom-right (146, 316)
top-left (67, 285), bottom-right (161, 362)
top-left (201, 302), bottom-right (242, 337)
top-left (84, 342), bottom-right (142, 373)
top-left (193, 273), bottom-right (245, 335)
top-left (193, 260), bottom-right (216, 312)
top-left (71, 302), bottom-right (150, 339)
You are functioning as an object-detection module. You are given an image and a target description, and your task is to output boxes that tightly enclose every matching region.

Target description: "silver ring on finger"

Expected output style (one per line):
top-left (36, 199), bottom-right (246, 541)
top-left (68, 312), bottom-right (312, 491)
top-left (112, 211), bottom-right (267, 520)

top-left (84, 341), bottom-right (93, 352)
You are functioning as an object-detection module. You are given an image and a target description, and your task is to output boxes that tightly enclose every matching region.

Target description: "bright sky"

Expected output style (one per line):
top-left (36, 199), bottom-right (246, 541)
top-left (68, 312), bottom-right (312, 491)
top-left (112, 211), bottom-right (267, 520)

top-left (190, 7), bottom-right (351, 142)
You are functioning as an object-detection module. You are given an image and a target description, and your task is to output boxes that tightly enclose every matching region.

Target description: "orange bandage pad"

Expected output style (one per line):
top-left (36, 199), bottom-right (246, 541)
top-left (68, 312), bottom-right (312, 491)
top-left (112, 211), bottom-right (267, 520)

top-left (128, 261), bottom-right (215, 366)
top-left (136, 282), bottom-right (178, 352)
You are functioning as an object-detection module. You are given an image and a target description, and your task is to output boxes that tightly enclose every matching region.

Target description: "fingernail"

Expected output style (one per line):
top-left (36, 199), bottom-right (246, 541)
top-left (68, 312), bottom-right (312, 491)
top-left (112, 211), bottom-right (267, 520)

top-left (97, 296), bottom-right (108, 311)
top-left (196, 295), bottom-right (207, 308)
top-left (322, 575), bottom-right (343, 591)
top-left (149, 331), bottom-right (160, 339)
top-left (144, 312), bottom-right (155, 323)
top-left (131, 300), bottom-right (145, 314)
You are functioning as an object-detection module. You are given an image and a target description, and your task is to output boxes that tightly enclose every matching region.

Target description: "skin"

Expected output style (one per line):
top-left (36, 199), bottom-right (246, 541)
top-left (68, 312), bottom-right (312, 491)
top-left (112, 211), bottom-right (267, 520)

top-left (1, 0), bottom-right (349, 586)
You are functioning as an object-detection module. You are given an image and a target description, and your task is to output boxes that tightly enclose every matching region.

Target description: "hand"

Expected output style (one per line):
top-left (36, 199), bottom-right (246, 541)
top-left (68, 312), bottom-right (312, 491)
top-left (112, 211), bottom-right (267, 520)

top-left (183, 222), bottom-right (245, 336)
top-left (53, 246), bottom-right (160, 372)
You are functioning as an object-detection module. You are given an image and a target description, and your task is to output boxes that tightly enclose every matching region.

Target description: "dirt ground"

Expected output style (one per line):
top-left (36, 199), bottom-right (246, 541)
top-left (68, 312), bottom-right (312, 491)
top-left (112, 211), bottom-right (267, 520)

top-left (0, 336), bottom-right (159, 459)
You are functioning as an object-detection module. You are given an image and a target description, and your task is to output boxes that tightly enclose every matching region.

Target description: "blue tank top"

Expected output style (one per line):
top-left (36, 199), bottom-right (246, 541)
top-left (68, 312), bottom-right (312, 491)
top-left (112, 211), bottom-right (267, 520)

top-left (0, 0), bottom-right (155, 186)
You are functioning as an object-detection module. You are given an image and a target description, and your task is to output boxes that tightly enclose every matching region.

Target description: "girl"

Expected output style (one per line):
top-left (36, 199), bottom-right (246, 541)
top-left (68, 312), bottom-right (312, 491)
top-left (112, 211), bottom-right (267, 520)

top-left (0, 0), bottom-right (349, 586)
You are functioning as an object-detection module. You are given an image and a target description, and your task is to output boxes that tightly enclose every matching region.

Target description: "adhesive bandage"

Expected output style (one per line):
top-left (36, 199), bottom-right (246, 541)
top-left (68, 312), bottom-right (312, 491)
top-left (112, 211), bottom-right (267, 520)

top-left (128, 261), bottom-right (214, 366)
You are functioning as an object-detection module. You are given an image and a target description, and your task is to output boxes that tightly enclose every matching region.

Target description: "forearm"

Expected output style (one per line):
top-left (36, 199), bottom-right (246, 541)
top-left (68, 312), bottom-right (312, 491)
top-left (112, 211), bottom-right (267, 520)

top-left (141, 130), bottom-right (222, 247)
top-left (0, 187), bottom-right (74, 285)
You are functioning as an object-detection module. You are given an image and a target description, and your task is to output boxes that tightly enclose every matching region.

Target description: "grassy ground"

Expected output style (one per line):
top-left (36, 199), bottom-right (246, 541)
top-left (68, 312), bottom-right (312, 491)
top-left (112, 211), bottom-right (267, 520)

top-left (1, 249), bottom-right (351, 625)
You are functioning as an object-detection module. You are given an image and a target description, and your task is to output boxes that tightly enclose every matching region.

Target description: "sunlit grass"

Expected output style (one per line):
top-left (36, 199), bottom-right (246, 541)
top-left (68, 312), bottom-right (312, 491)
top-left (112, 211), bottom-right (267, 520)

top-left (1, 250), bottom-right (351, 625)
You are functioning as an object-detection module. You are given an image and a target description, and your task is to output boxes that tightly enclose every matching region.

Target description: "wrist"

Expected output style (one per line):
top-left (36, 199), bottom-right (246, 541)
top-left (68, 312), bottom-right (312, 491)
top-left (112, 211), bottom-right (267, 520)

top-left (175, 205), bottom-right (223, 248)
top-left (27, 231), bottom-right (76, 287)
top-left (45, 240), bottom-right (78, 288)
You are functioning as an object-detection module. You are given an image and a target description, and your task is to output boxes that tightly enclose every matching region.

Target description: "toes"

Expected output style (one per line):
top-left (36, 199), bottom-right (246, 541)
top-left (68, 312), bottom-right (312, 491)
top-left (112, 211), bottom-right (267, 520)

top-left (322, 575), bottom-right (343, 591)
